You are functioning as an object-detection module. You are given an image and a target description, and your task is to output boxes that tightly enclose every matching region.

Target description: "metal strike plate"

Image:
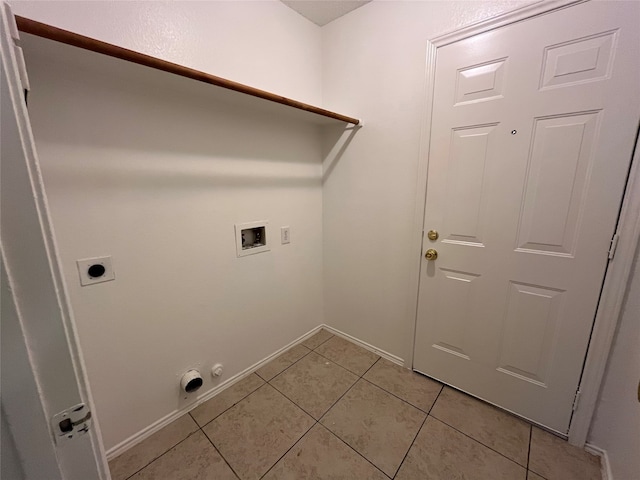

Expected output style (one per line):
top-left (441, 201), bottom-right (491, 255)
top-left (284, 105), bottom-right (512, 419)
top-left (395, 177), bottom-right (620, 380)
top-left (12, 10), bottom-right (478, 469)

top-left (52, 403), bottom-right (92, 442)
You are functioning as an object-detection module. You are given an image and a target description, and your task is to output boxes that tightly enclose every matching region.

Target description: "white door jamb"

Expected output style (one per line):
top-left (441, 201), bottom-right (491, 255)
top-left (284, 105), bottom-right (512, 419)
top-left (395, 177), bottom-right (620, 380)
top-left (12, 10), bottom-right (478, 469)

top-left (569, 130), bottom-right (640, 445)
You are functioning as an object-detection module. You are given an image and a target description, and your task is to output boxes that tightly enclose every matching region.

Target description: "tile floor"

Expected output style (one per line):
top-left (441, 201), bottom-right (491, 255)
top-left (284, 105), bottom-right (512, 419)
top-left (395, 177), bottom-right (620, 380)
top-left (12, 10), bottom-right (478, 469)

top-left (109, 330), bottom-right (602, 480)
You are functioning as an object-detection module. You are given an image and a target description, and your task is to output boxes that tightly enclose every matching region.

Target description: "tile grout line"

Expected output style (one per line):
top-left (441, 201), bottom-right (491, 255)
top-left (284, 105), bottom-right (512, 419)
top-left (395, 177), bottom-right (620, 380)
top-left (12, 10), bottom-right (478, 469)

top-left (391, 385), bottom-right (444, 479)
top-left (315, 355), bottom-right (381, 424)
top-left (526, 424), bottom-right (533, 469)
top-left (179, 334), bottom-right (336, 479)
top-left (258, 420), bottom-right (318, 480)
top-left (197, 377), bottom-right (266, 429)
top-left (319, 421), bottom-right (393, 479)
top-left (261, 346), bottom-right (390, 477)
top-left (264, 343), bottom-right (365, 421)
top-left (360, 355), bottom-right (381, 377)
top-left (263, 340), bottom-right (400, 477)
top-left (428, 415), bottom-right (529, 470)
top-left (311, 355), bottom-right (397, 478)
top-left (256, 330), bottom-right (334, 384)
top-left (311, 332), bottom-right (379, 370)
top-left (267, 380), bottom-right (325, 421)
top-left (199, 380), bottom-right (315, 480)
top-left (304, 331), bottom-right (335, 351)
top-left (113, 336), bottom-right (317, 479)
top-left (391, 414), bottom-right (428, 479)
top-left (200, 423), bottom-right (242, 480)
top-left (526, 426), bottom-right (551, 480)
top-left (359, 375), bottom-right (438, 415)
top-left (196, 331), bottom-right (330, 429)
top-left (256, 346), bottom-right (313, 383)
top-left (270, 348), bottom-right (357, 386)
top-left (312, 343), bottom-right (380, 377)
top-left (121, 429), bottom-right (199, 480)
top-left (425, 385), bottom-right (445, 416)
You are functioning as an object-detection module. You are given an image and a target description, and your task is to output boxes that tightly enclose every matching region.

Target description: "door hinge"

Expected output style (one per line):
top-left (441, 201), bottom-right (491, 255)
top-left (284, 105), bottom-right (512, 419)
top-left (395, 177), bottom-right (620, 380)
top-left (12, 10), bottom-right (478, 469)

top-left (608, 233), bottom-right (620, 260)
top-left (572, 389), bottom-right (582, 411)
top-left (51, 403), bottom-right (92, 442)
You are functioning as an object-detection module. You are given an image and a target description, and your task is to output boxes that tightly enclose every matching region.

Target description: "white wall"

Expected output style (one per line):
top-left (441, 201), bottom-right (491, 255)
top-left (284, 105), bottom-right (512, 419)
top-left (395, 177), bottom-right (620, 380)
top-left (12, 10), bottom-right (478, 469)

top-left (321, 0), bottom-right (529, 363)
top-left (11, 0), bottom-right (322, 106)
top-left (13, 0), bottom-right (325, 452)
top-left (588, 245), bottom-right (640, 479)
top-left (322, 2), bottom-right (639, 477)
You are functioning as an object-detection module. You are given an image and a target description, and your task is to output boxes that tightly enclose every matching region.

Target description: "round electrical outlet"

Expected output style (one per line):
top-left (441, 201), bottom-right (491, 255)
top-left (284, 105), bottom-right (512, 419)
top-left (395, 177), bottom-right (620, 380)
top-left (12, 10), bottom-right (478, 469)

top-left (87, 264), bottom-right (106, 278)
top-left (211, 364), bottom-right (223, 378)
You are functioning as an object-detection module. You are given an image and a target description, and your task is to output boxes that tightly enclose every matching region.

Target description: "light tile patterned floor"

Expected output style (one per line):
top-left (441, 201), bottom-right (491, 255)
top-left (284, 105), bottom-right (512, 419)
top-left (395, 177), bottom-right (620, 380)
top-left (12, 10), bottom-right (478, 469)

top-left (109, 330), bottom-right (602, 480)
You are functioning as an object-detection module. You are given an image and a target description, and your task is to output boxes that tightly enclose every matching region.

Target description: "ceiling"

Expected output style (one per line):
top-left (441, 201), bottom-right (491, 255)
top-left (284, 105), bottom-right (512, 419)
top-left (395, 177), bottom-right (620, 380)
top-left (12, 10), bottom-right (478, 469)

top-left (281, 0), bottom-right (372, 26)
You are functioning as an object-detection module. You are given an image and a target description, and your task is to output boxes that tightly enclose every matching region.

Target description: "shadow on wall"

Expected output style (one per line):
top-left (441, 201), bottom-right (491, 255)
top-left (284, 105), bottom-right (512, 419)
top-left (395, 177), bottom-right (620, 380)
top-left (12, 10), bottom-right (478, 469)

top-left (322, 124), bottom-right (362, 183)
top-left (21, 34), bottom-right (338, 191)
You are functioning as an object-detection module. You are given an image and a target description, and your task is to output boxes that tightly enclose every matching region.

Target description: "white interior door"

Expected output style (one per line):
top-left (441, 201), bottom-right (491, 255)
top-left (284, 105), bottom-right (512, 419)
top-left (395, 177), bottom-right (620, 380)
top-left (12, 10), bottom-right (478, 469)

top-left (1, 4), bottom-right (109, 478)
top-left (413, 0), bottom-right (640, 434)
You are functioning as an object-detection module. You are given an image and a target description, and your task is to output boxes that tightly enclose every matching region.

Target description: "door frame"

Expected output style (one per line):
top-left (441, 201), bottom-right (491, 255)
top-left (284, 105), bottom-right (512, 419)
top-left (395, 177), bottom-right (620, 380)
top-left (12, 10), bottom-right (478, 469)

top-left (407, 0), bottom-right (640, 446)
top-left (1, 3), bottom-right (110, 477)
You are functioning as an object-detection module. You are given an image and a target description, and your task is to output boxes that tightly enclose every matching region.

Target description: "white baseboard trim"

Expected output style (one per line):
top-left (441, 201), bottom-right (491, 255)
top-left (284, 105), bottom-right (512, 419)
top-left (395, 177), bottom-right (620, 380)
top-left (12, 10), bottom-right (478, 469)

top-left (106, 324), bottom-right (403, 460)
top-left (585, 443), bottom-right (612, 480)
top-left (106, 325), bottom-right (325, 460)
top-left (321, 324), bottom-right (404, 366)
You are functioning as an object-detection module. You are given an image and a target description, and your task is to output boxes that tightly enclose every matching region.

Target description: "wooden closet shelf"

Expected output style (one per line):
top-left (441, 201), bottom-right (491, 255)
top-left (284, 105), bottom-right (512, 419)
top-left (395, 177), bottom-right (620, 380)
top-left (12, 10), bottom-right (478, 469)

top-left (15, 16), bottom-right (360, 126)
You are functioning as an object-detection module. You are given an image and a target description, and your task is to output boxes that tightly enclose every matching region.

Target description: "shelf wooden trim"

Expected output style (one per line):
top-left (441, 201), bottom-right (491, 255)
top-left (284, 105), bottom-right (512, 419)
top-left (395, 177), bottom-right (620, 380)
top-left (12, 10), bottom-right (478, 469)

top-left (15, 15), bottom-right (360, 125)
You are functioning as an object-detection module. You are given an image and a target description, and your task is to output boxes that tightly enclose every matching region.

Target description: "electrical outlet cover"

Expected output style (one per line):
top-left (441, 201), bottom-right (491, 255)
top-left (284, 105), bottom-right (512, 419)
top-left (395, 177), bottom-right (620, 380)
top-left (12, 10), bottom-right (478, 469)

top-left (76, 256), bottom-right (115, 286)
top-left (281, 226), bottom-right (291, 244)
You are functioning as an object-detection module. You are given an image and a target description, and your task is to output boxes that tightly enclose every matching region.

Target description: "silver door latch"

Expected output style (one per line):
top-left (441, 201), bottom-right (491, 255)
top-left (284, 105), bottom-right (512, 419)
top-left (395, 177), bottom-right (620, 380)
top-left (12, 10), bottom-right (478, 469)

top-left (52, 403), bottom-right (92, 442)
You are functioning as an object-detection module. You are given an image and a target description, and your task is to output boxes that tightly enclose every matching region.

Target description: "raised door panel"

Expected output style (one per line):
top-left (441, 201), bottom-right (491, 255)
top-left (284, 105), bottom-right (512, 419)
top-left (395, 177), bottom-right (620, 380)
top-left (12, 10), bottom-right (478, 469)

top-left (455, 59), bottom-right (507, 105)
top-left (540, 31), bottom-right (617, 90)
top-left (443, 124), bottom-right (497, 247)
top-left (496, 281), bottom-right (565, 387)
top-left (516, 112), bottom-right (599, 256)
top-left (430, 268), bottom-right (481, 360)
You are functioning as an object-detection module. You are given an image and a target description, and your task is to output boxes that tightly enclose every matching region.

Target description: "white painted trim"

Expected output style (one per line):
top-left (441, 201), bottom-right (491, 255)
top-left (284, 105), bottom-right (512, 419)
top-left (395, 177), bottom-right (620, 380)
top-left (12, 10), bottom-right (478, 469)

top-left (106, 325), bottom-right (325, 459)
top-left (585, 443), bottom-right (612, 480)
top-left (569, 132), bottom-right (640, 446)
top-left (431, 0), bottom-right (587, 47)
top-left (1, 2), bottom-right (108, 477)
top-left (321, 324), bottom-right (404, 366)
top-left (410, 0), bottom-right (639, 447)
top-left (406, 40), bottom-right (437, 369)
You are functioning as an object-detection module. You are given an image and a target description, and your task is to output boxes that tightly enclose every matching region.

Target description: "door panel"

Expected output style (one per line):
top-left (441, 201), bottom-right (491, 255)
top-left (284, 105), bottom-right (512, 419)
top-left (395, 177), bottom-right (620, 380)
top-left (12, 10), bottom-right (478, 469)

top-left (414, 1), bottom-right (640, 433)
top-left (444, 124), bottom-right (496, 245)
top-left (517, 111), bottom-right (599, 256)
top-left (540, 31), bottom-right (617, 89)
top-left (496, 281), bottom-right (564, 387)
top-left (431, 268), bottom-right (481, 360)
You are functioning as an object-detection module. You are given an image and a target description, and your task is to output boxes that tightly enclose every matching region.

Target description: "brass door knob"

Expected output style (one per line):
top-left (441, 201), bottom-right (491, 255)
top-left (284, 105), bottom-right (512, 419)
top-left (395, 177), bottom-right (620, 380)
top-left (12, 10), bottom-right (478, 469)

top-left (425, 249), bottom-right (438, 261)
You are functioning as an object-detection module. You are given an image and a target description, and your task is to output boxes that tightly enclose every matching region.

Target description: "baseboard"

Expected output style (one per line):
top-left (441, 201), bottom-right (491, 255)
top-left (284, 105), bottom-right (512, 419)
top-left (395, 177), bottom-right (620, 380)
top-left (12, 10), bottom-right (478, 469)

top-left (106, 324), bottom-right (403, 460)
top-left (585, 443), bottom-right (612, 480)
top-left (106, 325), bottom-right (325, 460)
top-left (321, 324), bottom-right (404, 366)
